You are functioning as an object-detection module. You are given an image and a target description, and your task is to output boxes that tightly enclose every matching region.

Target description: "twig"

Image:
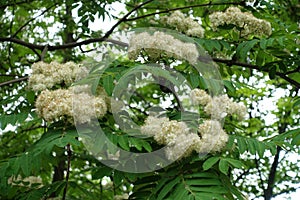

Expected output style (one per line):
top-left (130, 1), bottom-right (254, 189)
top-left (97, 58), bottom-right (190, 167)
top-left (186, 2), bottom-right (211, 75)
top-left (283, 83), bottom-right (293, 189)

top-left (62, 143), bottom-right (72, 200)
top-left (212, 58), bottom-right (300, 89)
top-left (125, 1), bottom-right (244, 21)
top-left (102, 0), bottom-right (154, 39)
top-left (0, 76), bottom-right (28, 87)
top-left (12, 4), bottom-right (57, 38)
top-left (0, 1), bottom-right (152, 51)
top-left (0, 0), bottom-right (38, 9)
top-left (255, 156), bottom-right (266, 193)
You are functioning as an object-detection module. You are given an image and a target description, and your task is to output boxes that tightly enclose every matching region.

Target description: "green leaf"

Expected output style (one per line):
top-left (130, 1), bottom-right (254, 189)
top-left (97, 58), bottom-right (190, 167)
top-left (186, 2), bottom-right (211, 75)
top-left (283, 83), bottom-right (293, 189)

top-left (292, 134), bottom-right (300, 145)
top-left (118, 135), bottom-right (130, 151)
top-left (157, 176), bottom-right (180, 200)
top-left (236, 39), bottom-right (259, 61)
top-left (236, 137), bottom-right (247, 154)
top-left (219, 159), bottom-right (229, 175)
top-left (260, 38), bottom-right (267, 49)
top-left (293, 98), bottom-right (300, 108)
top-left (203, 157), bottom-right (219, 171)
top-left (189, 186), bottom-right (228, 193)
top-left (92, 166), bottom-right (113, 180)
top-left (225, 158), bottom-right (244, 169)
top-left (103, 74), bottom-right (114, 96)
top-left (20, 153), bottom-right (30, 177)
top-left (223, 80), bottom-right (236, 93)
top-left (189, 73), bottom-right (199, 88)
top-left (256, 50), bottom-right (266, 66)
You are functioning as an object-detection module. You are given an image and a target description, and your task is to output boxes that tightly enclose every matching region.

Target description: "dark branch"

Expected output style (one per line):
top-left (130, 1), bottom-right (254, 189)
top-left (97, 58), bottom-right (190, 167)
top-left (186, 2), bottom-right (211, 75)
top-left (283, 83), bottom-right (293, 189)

top-left (255, 156), bottom-right (266, 193)
top-left (62, 143), bottom-right (72, 200)
top-left (264, 146), bottom-right (281, 200)
top-left (0, 76), bottom-right (28, 87)
top-left (212, 58), bottom-right (300, 89)
top-left (0, 0), bottom-right (151, 51)
top-left (0, 0), bottom-right (38, 9)
top-left (125, 1), bottom-right (244, 21)
top-left (12, 3), bottom-right (57, 38)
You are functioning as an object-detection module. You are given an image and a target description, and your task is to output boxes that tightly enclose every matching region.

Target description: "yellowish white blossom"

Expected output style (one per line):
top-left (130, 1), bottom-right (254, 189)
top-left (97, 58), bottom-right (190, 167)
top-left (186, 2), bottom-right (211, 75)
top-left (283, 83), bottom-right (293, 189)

top-left (165, 133), bottom-right (201, 160)
top-left (28, 61), bottom-right (88, 92)
top-left (197, 120), bottom-right (228, 153)
top-left (190, 89), bottom-right (247, 120)
top-left (114, 193), bottom-right (129, 200)
top-left (35, 88), bottom-right (107, 124)
top-left (161, 10), bottom-right (205, 38)
top-left (128, 31), bottom-right (199, 64)
top-left (190, 88), bottom-right (212, 105)
top-left (209, 7), bottom-right (272, 37)
top-left (140, 116), bottom-right (170, 137)
top-left (141, 116), bottom-right (228, 160)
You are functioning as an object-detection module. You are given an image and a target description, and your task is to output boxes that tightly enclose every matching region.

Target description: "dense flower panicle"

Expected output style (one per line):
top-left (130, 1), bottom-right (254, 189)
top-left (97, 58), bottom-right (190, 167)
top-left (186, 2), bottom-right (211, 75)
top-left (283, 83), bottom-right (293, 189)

top-left (204, 95), bottom-right (247, 120)
top-left (190, 88), bottom-right (212, 105)
top-left (35, 89), bottom-right (73, 122)
top-left (197, 120), bottom-right (228, 153)
top-left (190, 89), bottom-right (247, 120)
top-left (165, 133), bottom-right (201, 160)
top-left (35, 88), bottom-right (107, 124)
top-left (161, 10), bottom-right (205, 38)
top-left (128, 31), bottom-right (199, 64)
top-left (141, 116), bottom-right (229, 160)
top-left (159, 120), bottom-right (190, 145)
top-left (28, 61), bottom-right (87, 92)
top-left (114, 193), bottom-right (129, 200)
top-left (73, 93), bottom-right (107, 124)
top-left (209, 7), bottom-right (272, 37)
top-left (140, 116), bottom-right (169, 137)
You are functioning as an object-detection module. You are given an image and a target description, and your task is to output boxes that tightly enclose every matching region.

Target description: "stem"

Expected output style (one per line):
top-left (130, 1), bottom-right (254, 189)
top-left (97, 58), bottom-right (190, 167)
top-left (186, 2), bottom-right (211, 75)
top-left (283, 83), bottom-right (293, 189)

top-left (126, 1), bottom-right (244, 21)
top-left (62, 143), bottom-right (72, 200)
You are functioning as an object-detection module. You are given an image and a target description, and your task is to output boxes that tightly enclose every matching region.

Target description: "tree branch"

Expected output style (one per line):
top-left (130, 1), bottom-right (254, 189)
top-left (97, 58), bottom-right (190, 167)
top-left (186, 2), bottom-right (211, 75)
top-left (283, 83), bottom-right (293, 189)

top-left (62, 143), bottom-right (72, 200)
top-left (0, 0), bottom-right (152, 51)
top-left (212, 58), bottom-right (300, 89)
top-left (11, 3), bottom-right (57, 38)
top-left (0, 0), bottom-right (38, 9)
top-left (0, 76), bottom-right (28, 87)
top-left (255, 156), bottom-right (266, 193)
top-left (264, 146), bottom-right (281, 200)
top-left (125, 1), bottom-right (245, 22)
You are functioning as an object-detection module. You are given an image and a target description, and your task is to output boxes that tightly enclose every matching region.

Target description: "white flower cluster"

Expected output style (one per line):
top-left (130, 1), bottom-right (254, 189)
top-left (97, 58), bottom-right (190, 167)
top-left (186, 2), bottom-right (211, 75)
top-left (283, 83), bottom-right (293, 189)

top-left (141, 89), bottom-right (247, 160)
top-left (209, 7), bottom-right (272, 37)
top-left (35, 88), bottom-right (107, 124)
top-left (197, 120), bottom-right (229, 153)
top-left (29, 61), bottom-right (108, 124)
top-left (28, 61), bottom-right (87, 92)
top-left (190, 88), bottom-right (247, 120)
top-left (161, 11), bottom-right (205, 38)
top-left (141, 116), bottom-right (228, 160)
top-left (114, 193), bottom-right (129, 200)
top-left (128, 31), bottom-right (199, 64)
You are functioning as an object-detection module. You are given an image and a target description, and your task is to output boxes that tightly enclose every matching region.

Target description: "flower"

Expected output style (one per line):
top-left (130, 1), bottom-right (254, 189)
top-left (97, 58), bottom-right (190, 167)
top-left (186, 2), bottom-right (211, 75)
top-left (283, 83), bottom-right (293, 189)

top-left (197, 120), bottom-right (228, 153)
top-left (190, 88), bottom-right (212, 105)
top-left (165, 133), bottom-right (201, 160)
top-left (114, 193), bottom-right (129, 200)
top-left (141, 116), bottom-right (229, 160)
top-left (128, 31), bottom-right (199, 64)
top-left (28, 61), bottom-right (88, 92)
top-left (141, 117), bottom-right (190, 145)
top-left (161, 10), bottom-right (205, 38)
top-left (35, 88), bottom-right (107, 124)
top-left (209, 7), bottom-right (272, 37)
top-left (190, 89), bottom-right (247, 120)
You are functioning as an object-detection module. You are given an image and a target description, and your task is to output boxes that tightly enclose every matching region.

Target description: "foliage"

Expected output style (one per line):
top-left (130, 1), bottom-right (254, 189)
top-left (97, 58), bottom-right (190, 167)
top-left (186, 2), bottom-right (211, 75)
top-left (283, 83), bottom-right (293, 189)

top-left (0, 0), bottom-right (299, 200)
